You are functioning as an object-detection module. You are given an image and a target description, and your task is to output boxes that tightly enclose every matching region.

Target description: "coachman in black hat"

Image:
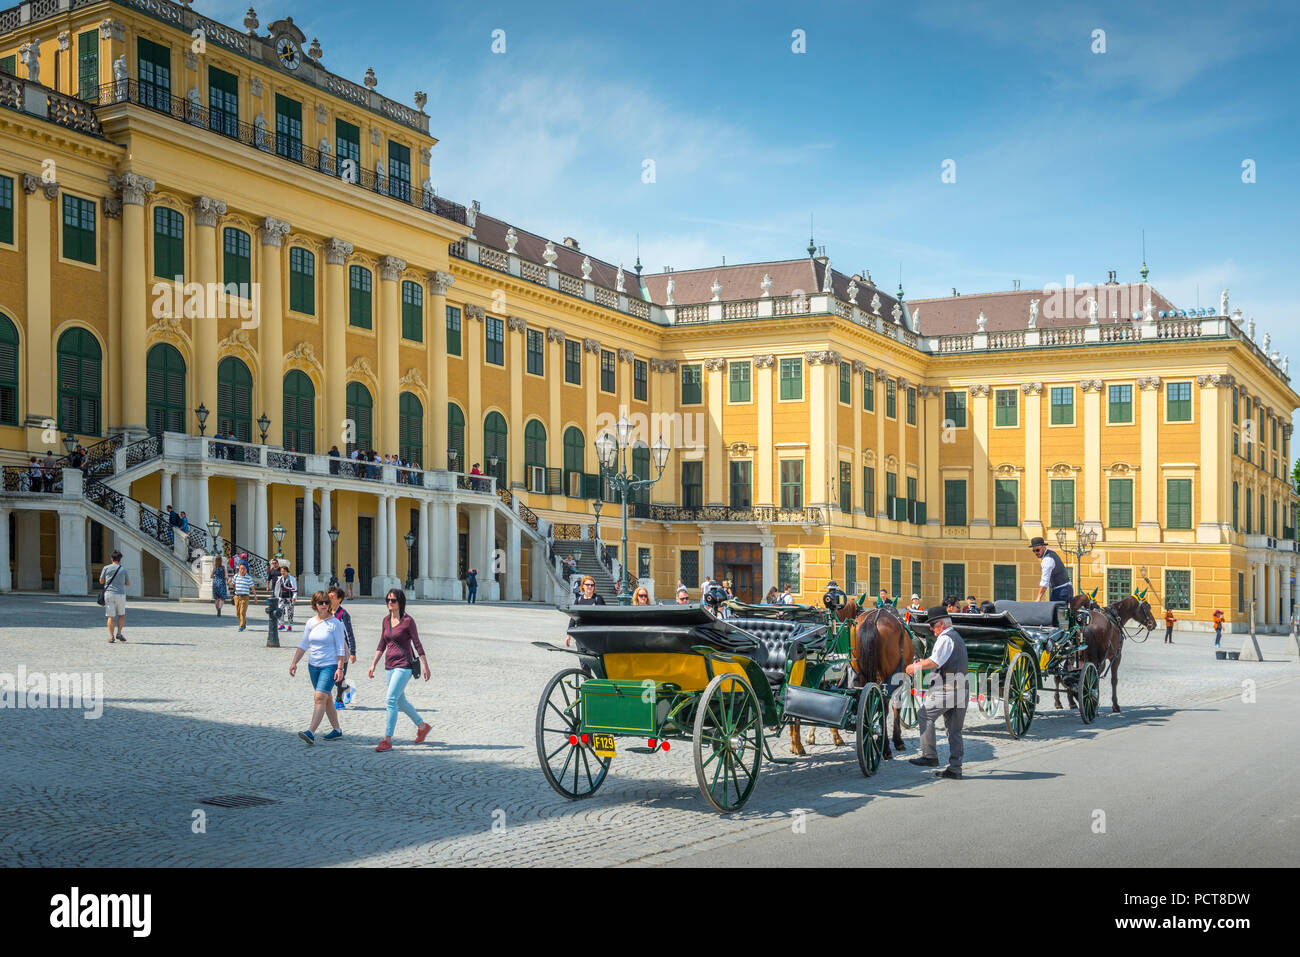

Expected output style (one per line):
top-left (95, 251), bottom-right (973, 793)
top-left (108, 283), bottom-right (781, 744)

top-left (1029, 536), bottom-right (1074, 603)
top-left (906, 605), bottom-right (968, 779)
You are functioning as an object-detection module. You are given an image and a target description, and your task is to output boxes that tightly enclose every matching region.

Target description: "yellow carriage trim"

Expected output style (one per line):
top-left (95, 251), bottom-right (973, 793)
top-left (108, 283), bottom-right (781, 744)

top-left (603, 653), bottom-right (747, 692)
top-left (788, 659), bottom-right (807, 687)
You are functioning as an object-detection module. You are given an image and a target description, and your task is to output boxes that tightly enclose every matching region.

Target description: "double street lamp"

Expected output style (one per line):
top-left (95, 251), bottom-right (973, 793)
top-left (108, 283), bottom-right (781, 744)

top-left (594, 416), bottom-right (670, 604)
top-left (1056, 522), bottom-right (1098, 593)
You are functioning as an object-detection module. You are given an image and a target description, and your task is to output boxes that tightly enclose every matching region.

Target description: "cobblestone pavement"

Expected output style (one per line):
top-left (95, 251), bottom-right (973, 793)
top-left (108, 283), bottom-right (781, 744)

top-left (2, 595), bottom-right (1296, 867)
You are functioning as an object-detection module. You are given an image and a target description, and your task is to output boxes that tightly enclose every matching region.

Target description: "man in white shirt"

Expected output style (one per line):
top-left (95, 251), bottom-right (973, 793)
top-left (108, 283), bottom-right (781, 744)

top-left (905, 606), bottom-right (968, 779)
top-left (1030, 536), bottom-right (1074, 602)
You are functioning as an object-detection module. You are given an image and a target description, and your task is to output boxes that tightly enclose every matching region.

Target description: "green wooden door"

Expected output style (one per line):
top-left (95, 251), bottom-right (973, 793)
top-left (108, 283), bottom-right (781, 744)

top-left (282, 370), bottom-right (315, 453)
top-left (146, 343), bottom-right (186, 435)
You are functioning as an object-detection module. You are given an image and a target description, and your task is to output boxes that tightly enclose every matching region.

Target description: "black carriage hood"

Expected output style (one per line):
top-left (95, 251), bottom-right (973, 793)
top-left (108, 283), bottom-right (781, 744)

top-left (560, 602), bottom-right (825, 658)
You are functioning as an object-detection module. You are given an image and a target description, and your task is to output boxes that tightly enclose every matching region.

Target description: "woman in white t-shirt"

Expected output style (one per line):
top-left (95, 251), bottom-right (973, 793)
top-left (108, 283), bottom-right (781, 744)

top-left (288, 590), bottom-right (348, 745)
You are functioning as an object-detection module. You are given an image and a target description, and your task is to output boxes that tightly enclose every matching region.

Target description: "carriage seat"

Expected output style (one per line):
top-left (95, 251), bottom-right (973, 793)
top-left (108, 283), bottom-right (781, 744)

top-left (993, 600), bottom-right (1064, 629)
top-left (725, 618), bottom-right (826, 687)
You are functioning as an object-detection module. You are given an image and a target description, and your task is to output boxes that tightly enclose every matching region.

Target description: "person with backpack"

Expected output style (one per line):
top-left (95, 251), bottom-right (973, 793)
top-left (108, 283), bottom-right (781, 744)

top-left (367, 588), bottom-right (431, 752)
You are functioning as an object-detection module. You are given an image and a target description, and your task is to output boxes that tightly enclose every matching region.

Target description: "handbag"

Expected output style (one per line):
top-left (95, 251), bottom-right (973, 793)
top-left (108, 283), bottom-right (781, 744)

top-left (97, 564), bottom-right (121, 606)
top-left (386, 617), bottom-right (421, 678)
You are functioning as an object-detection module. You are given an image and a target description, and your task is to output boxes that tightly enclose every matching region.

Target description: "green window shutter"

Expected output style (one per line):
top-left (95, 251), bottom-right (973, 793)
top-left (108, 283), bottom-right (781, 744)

top-left (780, 358), bottom-right (802, 400)
top-left (345, 382), bottom-right (373, 452)
top-left (153, 206), bottom-right (185, 280)
top-left (447, 404), bottom-right (466, 466)
top-left (398, 393), bottom-right (423, 464)
top-left (993, 565), bottom-right (1017, 602)
top-left (681, 364), bottom-right (702, 404)
top-left (907, 386), bottom-right (917, 425)
top-left (1167, 479), bottom-right (1193, 529)
top-left (995, 479), bottom-right (1018, 527)
top-left (600, 350), bottom-right (615, 391)
top-left (1109, 384), bottom-right (1132, 423)
top-left (137, 38), bottom-right (171, 109)
top-left (911, 561), bottom-right (922, 601)
top-left (839, 361), bottom-right (851, 404)
top-left (77, 31), bottom-right (99, 101)
top-left (336, 119), bottom-right (361, 180)
top-left (486, 317), bottom-right (505, 365)
top-left (944, 479), bottom-right (967, 526)
top-left (63, 195), bottom-right (96, 265)
top-left (729, 361), bottom-right (751, 402)
top-left (869, 557), bottom-right (880, 597)
top-left (288, 247), bottom-right (315, 315)
top-left (57, 328), bottom-right (102, 436)
top-left (401, 281), bottom-right (423, 341)
top-left (0, 312), bottom-right (21, 425)
top-left (349, 266), bottom-right (372, 328)
top-left (524, 420), bottom-right (547, 468)
top-left (839, 461), bottom-right (852, 514)
top-left (1050, 387), bottom-right (1074, 424)
top-left (944, 390), bottom-right (966, 428)
top-left (0, 56), bottom-right (16, 76)
top-left (387, 140), bottom-right (411, 201)
top-left (282, 370), bottom-right (316, 454)
top-left (1050, 479), bottom-right (1075, 528)
top-left (0, 175), bottom-right (13, 245)
top-left (1106, 568), bottom-right (1132, 606)
top-left (891, 559), bottom-right (902, 599)
top-left (885, 379), bottom-right (896, 418)
top-left (217, 357), bottom-right (253, 441)
top-left (942, 563), bottom-right (965, 601)
top-left (1165, 570), bottom-right (1191, 611)
top-left (844, 555), bottom-right (857, 595)
top-left (863, 371), bottom-right (874, 411)
top-left (526, 329), bottom-right (544, 375)
top-left (145, 344), bottom-right (186, 436)
top-left (275, 94), bottom-right (303, 161)
top-left (208, 66), bottom-right (239, 136)
top-left (223, 228), bottom-right (251, 290)
top-left (863, 466), bottom-right (874, 514)
top-left (634, 359), bottom-right (647, 399)
top-left (446, 306), bottom-right (462, 355)
top-left (1109, 479), bottom-right (1133, 528)
top-left (995, 388), bottom-right (1017, 426)
top-left (729, 460), bottom-right (751, 508)
top-left (1166, 381), bottom-right (1192, 422)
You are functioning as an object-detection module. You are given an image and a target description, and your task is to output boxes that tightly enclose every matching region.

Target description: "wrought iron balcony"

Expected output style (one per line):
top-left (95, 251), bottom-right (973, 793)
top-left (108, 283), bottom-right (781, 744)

top-left (647, 504), bottom-right (825, 524)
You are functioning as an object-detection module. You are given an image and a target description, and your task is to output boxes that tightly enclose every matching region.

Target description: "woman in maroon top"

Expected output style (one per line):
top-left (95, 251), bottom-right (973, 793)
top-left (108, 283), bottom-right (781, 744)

top-left (366, 588), bottom-right (431, 752)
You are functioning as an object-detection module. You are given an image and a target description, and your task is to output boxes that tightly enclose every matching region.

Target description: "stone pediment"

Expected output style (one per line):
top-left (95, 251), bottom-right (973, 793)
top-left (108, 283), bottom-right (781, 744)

top-left (266, 18), bottom-right (307, 44)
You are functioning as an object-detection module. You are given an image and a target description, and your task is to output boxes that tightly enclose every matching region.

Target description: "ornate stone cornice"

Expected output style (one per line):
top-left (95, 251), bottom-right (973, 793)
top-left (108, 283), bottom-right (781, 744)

top-left (583, 338), bottom-right (601, 354)
top-left (1196, 373), bottom-right (1236, 389)
top-left (896, 376), bottom-right (910, 391)
top-left (649, 358), bottom-right (678, 373)
top-left (968, 384), bottom-right (991, 397)
top-left (21, 173), bottom-right (59, 200)
top-left (1079, 379), bottom-right (1104, 392)
top-left (347, 356), bottom-right (376, 381)
top-left (326, 238), bottom-right (354, 266)
top-left (284, 342), bottom-right (317, 365)
top-left (108, 172), bottom-right (155, 206)
top-left (102, 196), bottom-right (122, 219)
top-left (804, 350), bottom-right (841, 366)
top-left (1046, 462), bottom-right (1082, 476)
top-left (1020, 382), bottom-right (1043, 396)
top-left (617, 348), bottom-right (635, 363)
top-left (427, 269), bottom-right (454, 294)
top-left (752, 354), bottom-right (775, 370)
top-left (193, 196), bottom-right (227, 228)
top-left (545, 327), bottom-right (565, 344)
top-left (1136, 376), bottom-right (1162, 391)
top-left (99, 18), bottom-right (125, 41)
top-left (464, 304), bottom-right (486, 322)
top-left (506, 316), bottom-right (527, 334)
top-left (851, 360), bottom-right (868, 375)
top-left (1103, 461), bottom-right (1139, 476)
top-left (379, 255), bottom-right (407, 282)
top-left (875, 367), bottom-right (889, 380)
top-left (727, 441), bottom-right (752, 457)
top-left (993, 463), bottom-right (1024, 477)
top-left (703, 357), bottom-right (727, 372)
top-left (399, 367), bottom-right (426, 390)
top-left (260, 217), bottom-right (291, 247)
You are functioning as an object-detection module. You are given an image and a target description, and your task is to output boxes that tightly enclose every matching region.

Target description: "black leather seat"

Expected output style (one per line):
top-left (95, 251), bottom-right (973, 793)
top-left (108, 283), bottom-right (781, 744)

top-left (726, 618), bottom-right (826, 688)
top-left (993, 600), bottom-right (1064, 629)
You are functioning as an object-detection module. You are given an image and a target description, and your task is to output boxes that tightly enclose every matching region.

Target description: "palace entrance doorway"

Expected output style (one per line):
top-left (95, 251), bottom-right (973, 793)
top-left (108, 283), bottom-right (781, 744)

top-left (714, 542), bottom-right (761, 604)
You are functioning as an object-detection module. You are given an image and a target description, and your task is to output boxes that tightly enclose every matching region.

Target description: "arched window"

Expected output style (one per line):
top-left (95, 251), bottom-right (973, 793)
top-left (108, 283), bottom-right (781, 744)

top-left (524, 420), bottom-right (547, 468)
top-left (57, 327), bottom-right (102, 436)
top-left (484, 411), bottom-right (508, 484)
top-left (563, 426), bottom-right (585, 496)
top-left (217, 356), bottom-right (253, 442)
top-left (145, 343), bottom-right (186, 435)
top-left (398, 392), bottom-right (423, 465)
top-left (345, 382), bottom-right (372, 453)
top-left (282, 369), bottom-right (315, 453)
top-left (0, 312), bottom-right (18, 426)
top-left (447, 403), bottom-right (465, 470)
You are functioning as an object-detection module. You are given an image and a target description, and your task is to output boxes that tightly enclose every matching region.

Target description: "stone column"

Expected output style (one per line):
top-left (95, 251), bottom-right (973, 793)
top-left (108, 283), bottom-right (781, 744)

top-left (193, 197), bottom-right (226, 423)
top-left (1198, 373), bottom-right (1231, 543)
top-left (118, 541), bottom-right (144, 598)
top-left (546, 328), bottom-right (565, 480)
top-left (700, 539), bottom-right (716, 583)
top-left (21, 174), bottom-right (55, 449)
top-left (160, 469), bottom-right (174, 511)
top-left (57, 513), bottom-right (88, 594)
top-left (1022, 382), bottom-right (1043, 536)
top-left (584, 338), bottom-right (601, 469)
top-left (254, 480), bottom-right (268, 565)
top-left (110, 173), bottom-right (156, 436)
top-left (807, 356), bottom-right (830, 510)
top-left (705, 357), bottom-right (726, 505)
top-left (1081, 379), bottom-right (1103, 535)
top-left (618, 348), bottom-right (633, 411)
top-left (372, 494), bottom-right (389, 595)
top-left (236, 479), bottom-right (254, 551)
top-left (505, 521), bottom-right (522, 601)
top-left (416, 498), bottom-right (432, 596)
top-left (387, 494), bottom-right (399, 586)
top-left (258, 217), bottom-right (291, 447)
top-left (508, 316), bottom-right (526, 489)
top-left (196, 471), bottom-right (210, 547)
top-left (301, 484), bottom-right (316, 588)
top-left (465, 306), bottom-right (484, 469)
top-left (851, 362), bottom-right (865, 524)
top-left (895, 376), bottom-right (907, 519)
top-left (761, 540), bottom-right (776, 596)
top-left (922, 385), bottom-right (940, 528)
top-left (1281, 563), bottom-right (1292, 630)
top-left (378, 256), bottom-right (406, 455)
top-left (15, 512), bottom-right (41, 590)
top-left (480, 506), bottom-right (500, 600)
top-left (320, 488), bottom-right (332, 584)
top-left (429, 272), bottom-right (454, 467)
top-left (0, 508), bottom-right (9, 590)
top-left (874, 369), bottom-right (888, 517)
top-left (970, 385), bottom-right (991, 535)
top-left (1137, 377), bottom-right (1161, 541)
top-left (324, 240), bottom-right (352, 450)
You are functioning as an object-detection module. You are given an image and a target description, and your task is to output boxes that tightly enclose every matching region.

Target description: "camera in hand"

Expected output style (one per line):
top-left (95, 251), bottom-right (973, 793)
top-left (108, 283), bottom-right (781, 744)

top-left (823, 581), bottom-right (847, 611)
top-left (703, 583), bottom-right (729, 609)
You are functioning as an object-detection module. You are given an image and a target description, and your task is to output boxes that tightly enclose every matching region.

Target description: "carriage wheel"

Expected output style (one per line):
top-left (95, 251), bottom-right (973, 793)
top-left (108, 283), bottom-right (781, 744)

top-left (693, 672), bottom-right (763, 812)
top-left (855, 683), bottom-right (887, 777)
top-left (898, 679), bottom-right (919, 729)
top-left (1076, 661), bottom-right (1099, 725)
top-left (536, 668), bottom-right (611, 800)
top-left (977, 669), bottom-right (1002, 718)
top-left (1002, 653), bottom-right (1037, 739)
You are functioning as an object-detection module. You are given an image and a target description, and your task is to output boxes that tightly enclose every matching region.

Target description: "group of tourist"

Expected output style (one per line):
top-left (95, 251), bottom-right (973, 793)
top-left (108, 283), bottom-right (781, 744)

top-left (325, 445), bottom-right (422, 483)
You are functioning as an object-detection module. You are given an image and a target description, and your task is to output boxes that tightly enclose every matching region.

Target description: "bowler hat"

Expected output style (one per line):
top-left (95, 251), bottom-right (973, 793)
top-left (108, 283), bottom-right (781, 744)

top-left (1028, 536), bottom-right (1047, 549)
top-left (926, 605), bottom-right (951, 624)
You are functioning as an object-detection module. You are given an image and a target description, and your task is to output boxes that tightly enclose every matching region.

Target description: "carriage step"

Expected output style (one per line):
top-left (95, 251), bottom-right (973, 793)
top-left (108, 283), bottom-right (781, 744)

top-left (782, 684), bottom-right (853, 726)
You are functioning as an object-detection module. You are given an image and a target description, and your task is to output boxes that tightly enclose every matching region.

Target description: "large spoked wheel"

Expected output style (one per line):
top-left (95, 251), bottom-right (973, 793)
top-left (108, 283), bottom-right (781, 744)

top-left (977, 670), bottom-right (1001, 718)
top-left (536, 668), bottom-right (611, 800)
top-left (1003, 652), bottom-right (1037, 739)
top-left (855, 683), bottom-right (887, 776)
top-left (898, 679), bottom-right (920, 729)
top-left (693, 672), bottom-right (763, 813)
top-left (1076, 661), bottom-right (1099, 724)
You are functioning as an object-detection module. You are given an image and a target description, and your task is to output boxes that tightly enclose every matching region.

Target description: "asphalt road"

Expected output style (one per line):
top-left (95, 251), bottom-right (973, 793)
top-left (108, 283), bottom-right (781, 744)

top-left (662, 674), bottom-right (1300, 867)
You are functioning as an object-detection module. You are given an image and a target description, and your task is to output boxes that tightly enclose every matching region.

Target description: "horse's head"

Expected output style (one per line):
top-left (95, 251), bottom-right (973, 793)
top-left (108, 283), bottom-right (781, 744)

top-left (837, 598), bottom-right (861, 623)
top-left (1136, 599), bottom-right (1157, 631)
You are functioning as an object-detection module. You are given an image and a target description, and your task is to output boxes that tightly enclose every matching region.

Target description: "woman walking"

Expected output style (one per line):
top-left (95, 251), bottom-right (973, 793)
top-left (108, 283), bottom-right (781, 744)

top-left (211, 557), bottom-right (229, 617)
top-left (287, 591), bottom-right (348, 744)
top-left (367, 588), bottom-right (431, 752)
top-left (276, 561), bottom-right (298, 631)
top-left (232, 561), bottom-right (256, 631)
top-left (328, 585), bottom-right (357, 708)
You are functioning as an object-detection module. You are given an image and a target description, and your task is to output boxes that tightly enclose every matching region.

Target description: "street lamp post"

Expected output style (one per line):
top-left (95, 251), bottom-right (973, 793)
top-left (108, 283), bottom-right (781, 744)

top-left (207, 515), bottom-right (222, 559)
top-left (592, 497), bottom-right (602, 540)
top-left (447, 447), bottom-right (459, 472)
top-left (195, 402), bottom-right (210, 436)
top-left (271, 520), bottom-right (286, 560)
top-left (258, 413), bottom-right (271, 444)
top-left (62, 433), bottom-right (77, 455)
top-left (328, 526), bottom-right (340, 586)
top-left (823, 474), bottom-right (838, 586)
top-left (404, 530), bottom-right (416, 589)
top-left (594, 417), bottom-right (671, 604)
top-left (1055, 522), bottom-right (1098, 594)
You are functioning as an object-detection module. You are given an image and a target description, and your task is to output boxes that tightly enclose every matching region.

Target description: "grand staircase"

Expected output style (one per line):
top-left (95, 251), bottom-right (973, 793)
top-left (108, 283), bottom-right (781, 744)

top-left (555, 539), bottom-right (626, 601)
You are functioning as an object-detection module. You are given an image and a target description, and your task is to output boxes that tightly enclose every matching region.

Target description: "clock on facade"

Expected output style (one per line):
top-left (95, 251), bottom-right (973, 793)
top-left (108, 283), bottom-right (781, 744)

top-left (275, 35), bottom-right (302, 71)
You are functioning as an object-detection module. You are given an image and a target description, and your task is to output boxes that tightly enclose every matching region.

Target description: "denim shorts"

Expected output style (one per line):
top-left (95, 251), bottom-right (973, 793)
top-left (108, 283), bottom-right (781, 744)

top-left (308, 663), bottom-right (338, 694)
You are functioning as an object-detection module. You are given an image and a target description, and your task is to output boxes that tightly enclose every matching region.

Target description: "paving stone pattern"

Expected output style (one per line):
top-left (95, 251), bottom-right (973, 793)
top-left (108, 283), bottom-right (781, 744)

top-left (1, 596), bottom-right (1296, 867)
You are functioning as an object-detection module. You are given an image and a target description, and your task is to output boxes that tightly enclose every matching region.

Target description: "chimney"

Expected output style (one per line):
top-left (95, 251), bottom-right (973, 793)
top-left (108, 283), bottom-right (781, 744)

top-left (1012, 279), bottom-right (1020, 291)
top-left (562, 237), bottom-right (580, 251)
top-left (1106, 269), bottom-right (1118, 285)
top-left (952, 288), bottom-right (958, 297)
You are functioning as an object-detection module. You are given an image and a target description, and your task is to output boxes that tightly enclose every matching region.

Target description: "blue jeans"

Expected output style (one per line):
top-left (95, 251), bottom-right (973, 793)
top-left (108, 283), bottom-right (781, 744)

top-left (467, 584), bottom-right (477, 603)
top-left (1049, 583), bottom-right (1074, 602)
top-left (309, 663), bottom-right (339, 694)
top-left (385, 667), bottom-right (423, 737)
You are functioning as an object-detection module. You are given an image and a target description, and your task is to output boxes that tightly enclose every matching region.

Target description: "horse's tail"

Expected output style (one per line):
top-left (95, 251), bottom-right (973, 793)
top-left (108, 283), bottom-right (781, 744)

top-left (857, 610), bottom-right (881, 685)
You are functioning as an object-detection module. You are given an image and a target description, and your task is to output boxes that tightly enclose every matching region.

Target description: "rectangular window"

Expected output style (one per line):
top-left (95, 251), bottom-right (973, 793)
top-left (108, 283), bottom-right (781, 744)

top-left (993, 565), bottom-right (1017, 602)
top-left (912, 561), bottom-right (922, 601)
top-left (274, 93), bottom-right (303, 162)
top-left (1167, 478), bottom-right (1193, 529)
top-left (844, 555), bottom-right (857, 596)
top-left (152, 206), bottom-right (184, 280)
top-left (729, 460), bottom-right (751, 509)
top-left (891, 559), bottom-right (902, 600)
top-left (885, 471), bottom-right (897, 513)
top-left (729, 361), bottom-right (751, 402)
top-left (778, 553), bottom-right (801, 594)
top-left (907, 386), bottom-right (917, 425)
top-left (1232, 481), bottom-right (1239, 531)
top-left (1164, 569), bottom-right (1192, 611)
top-left (839, 361), bottom-right (851, 404)
top-left (387, 140), bottom-right (411, 202)
top-left (445, 306), bottom-right (462, 356)
top-left (1106, 568), bottom-right (1132, 606)
top-left (680, 363), bottom-right (702, 404)
top-left (1050, 386), bottom-right (1074, 425)
top-left (680, 549), bottom-right (699, 586)
top-left (863, 466), bottom-right (875, 514)
top-left (885, 378), bottom-right (897, 418)
top-left (944, 479), bottom-right (967, 526)
top-left (485, 317), bottom-right (504, 365)
top-left (0, 175), bottom-right (13, 245)
top-left (348, 265), bottom-right (372, 329)
top-left (564, 340), bottom-right (581, 384)
top-left (1232, 387), bottom-right (1239, 424)
top-left (1108, 478), bottom-right (1133, 528)
top-left (906, 475), bottom-right (918, 515)
top-left (995, 388), bottom-right (1018, 427)
top-left (336, 119), bottom-right (361, 180)
top-left (780, 460), bottom-right (804, 510)
top-left (137, 37), bottom-right (171, 111)
top-left (1238, 572), bottom-right (1244, 615)
top-left (288, 247), bottom-right (314, 314)
top-left (944, 390), bottom-right (966, 428)
top-left (223, 228), bottom-right (251, 290)
top-left (995, 479), bottom-right (1018, 527)
top-left (863, 370), bottom-right (875, 411)
top-left (600, 349), bottom-right (615, 392)
top-left (633, 359), bottom-right (647, 401)
top-left (1108, 384), bottom-right (1133, 424)
top-left (942, 563), bottom-right (965, 602)
top-left (0, 56), bottom-right (15, 76)
top-left (638, 548), bottom-right (651, 580)
top-left (77, 30), bottom-right (98, 102)
top-left (1246, 493), bottom-right (1252, 534)
top-left (869, 556), bottom-right (880, 597)
top-left (62, 195), bottom-right (96, 265)
top-left (681, 461), bottom-right (702, 508)
top-left (401, 281), bottom-right (423, 341)
top-left (779, 358), bottom-right (802, 400)
top-left (526, 329), bottom-right (544, 376)
top-left (208, 66), bottom-right (238, 137)
top-left (1166, 381), bottom-right (1192, 422)
top-left (1050, 479), bottom-right (1075, 528)
top-left (839, 461), bottom-right (852, 515)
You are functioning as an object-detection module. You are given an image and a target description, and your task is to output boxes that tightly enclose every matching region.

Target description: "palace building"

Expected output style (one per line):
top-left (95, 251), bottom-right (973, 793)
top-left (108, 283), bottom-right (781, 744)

top-left (2, 0), bottom-right (1297, 631)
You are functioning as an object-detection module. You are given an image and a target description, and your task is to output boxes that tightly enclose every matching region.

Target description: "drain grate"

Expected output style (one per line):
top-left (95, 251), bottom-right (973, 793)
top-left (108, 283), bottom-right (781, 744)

top-left (199, 794), bottom-right (278, 809)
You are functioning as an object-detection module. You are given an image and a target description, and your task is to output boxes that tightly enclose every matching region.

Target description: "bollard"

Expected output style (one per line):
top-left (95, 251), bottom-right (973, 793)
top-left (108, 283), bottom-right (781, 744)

top-left (266, 595), bottom-right (281, 648)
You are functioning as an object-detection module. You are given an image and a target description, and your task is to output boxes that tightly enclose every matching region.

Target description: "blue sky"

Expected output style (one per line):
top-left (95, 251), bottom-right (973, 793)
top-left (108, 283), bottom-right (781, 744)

top-left (207, 0), bottom-right (1298, 358)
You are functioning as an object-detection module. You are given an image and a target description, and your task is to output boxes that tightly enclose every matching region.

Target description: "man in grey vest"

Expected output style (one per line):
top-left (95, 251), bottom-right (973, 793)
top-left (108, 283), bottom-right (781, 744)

top-left (1031, 536), bottom-right (1074, 603)
top-left (905, 606), bottom-right (968, 779)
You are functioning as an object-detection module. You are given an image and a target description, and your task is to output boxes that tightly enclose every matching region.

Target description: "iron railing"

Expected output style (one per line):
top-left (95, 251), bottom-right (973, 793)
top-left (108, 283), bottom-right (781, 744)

top-left (124, 434), bottom-right (163, 468)
top-left (208, 439), bottom-right (260, 464)
top-left (2, 465), bottom-right (61, 493)
top-left (83, 480), bottom-right (125, 520)
top-left (266, 450), bottom-right (307, 473)
top-left (646, 504), bottom-right (825, 524)
top-left (457, 475), bottom-right (494, 493)
top-left (334, 458), bottom-right (383, 481)
top-left (56, 433), bottom-right (124, 480)
top-left (139, 507), bottom-right (175, 545)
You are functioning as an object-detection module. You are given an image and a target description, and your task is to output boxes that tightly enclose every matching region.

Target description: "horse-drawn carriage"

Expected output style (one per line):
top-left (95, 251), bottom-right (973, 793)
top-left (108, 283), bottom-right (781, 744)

top-left (533, 589), bottom-right (884, 812)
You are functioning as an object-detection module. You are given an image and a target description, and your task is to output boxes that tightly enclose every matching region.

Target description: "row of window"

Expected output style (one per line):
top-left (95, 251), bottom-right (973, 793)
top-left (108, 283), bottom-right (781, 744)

top-left (1231, 481), bottom-right (1287, 538)
top-left (1231, 387), bottom-right (1288, 476)
top-left (941, 476), bottom-right (1197, 529)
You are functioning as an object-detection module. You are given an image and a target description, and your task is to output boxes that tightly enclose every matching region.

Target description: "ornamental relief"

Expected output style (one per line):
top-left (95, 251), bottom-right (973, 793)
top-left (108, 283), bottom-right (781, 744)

top-left (1046, 462), bottom-right (1081, 476)
top-left (217, 329), bottom-right (259, 374)
top-left (1103, 462), bottom-right (1138, 475)
top-left (347, 356), bottom-right (377, 385)
top-left (727, 442), bottom-right (751, 457)
top-left (863, 449), bottom-right (876, 464)
top-left (146, 315), bottom-right (191, 351)
top-left (884, 453), bottom-right (899, 469)
top-left (398, 368), bottom-right (427, 394)
top-left (752, 355), bottom-right (775, 369)
top-left (992, 463), bottom-right (1023, 476)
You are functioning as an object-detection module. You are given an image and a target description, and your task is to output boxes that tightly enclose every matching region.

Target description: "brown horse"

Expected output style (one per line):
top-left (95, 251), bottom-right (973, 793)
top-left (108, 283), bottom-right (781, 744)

top-left (791, 599), bottom-right (915, 758)
top-left (1055, 593), bottom-right (1156, 713)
